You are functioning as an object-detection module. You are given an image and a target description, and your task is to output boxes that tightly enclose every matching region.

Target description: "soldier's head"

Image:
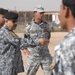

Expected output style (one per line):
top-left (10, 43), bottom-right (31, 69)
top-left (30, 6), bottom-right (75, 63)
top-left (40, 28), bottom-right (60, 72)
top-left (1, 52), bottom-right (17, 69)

top-left (60, 0), bottom-right (75, 30)
top-left (0, 8), bottom-right (8, 28)
top-left (4, 11), bottom-right (18, 30)
top-left (33, 5), bottom-right (45, 21)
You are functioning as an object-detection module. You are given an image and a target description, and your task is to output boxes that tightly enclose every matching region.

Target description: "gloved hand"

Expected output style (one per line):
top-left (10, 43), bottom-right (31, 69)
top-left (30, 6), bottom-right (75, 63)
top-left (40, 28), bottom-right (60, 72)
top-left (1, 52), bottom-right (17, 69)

top-left (50, 58), bottom-right (56, 70)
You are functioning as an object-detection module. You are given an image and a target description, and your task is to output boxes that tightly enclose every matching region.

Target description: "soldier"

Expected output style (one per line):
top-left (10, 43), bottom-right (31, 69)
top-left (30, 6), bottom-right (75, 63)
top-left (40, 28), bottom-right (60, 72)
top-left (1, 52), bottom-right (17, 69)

top-left (0, 8), bottom-right (8, 28)
top-left (52, 0), bottom-right (75, 75)
top-left (0, 11), bottom-right (50, 75)
top-left (24, 5), bottom-right (52, 75)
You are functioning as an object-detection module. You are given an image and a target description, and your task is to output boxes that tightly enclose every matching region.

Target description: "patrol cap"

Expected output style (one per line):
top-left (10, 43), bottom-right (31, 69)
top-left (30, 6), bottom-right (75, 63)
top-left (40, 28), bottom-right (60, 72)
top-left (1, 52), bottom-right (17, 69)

top-left (34, 5), bottom-right (45, 13)
top-left (0, 8), bottom-right (8, 15)
top-left (4, 12), bottom-right (18, 21)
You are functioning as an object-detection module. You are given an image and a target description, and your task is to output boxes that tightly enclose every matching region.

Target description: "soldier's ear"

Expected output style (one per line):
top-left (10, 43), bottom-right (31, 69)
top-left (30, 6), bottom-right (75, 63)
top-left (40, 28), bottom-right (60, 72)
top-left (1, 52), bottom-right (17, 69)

top-left (64, 6), bottom-right (69, 18)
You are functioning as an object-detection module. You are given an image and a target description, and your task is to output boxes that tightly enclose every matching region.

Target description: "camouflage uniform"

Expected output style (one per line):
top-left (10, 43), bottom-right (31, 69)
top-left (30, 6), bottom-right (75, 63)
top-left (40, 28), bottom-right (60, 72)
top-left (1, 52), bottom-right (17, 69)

top-left (0, 25), bottom-right (40, 75)
top-left (54, 27), bottom-right (75, 75)
top-left (24, 20), bottom-right (52, 75)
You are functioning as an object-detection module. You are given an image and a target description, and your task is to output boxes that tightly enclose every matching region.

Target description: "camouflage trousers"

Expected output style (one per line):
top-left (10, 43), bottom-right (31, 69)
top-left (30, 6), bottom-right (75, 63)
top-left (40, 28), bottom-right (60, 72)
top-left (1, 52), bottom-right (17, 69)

top-left (25, 56), bottom-right (52, 75)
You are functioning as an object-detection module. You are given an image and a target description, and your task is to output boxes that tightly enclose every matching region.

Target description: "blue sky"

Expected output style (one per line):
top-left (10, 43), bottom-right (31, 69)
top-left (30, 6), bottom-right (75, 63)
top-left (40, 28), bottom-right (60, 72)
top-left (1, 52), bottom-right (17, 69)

top-left (0, 0), bottom-right (62, 11)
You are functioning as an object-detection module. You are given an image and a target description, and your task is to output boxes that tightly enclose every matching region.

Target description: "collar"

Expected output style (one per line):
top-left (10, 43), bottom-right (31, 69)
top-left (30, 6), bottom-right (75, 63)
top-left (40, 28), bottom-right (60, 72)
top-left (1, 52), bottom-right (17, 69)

top-left (3, 25), bottom-right (12, 31)
top-left (32, 18), bottom-right (44, 25)
top-left (69, 27), bottom-right (75, 33)
top-left (64, 27), bottom-right (75, 38)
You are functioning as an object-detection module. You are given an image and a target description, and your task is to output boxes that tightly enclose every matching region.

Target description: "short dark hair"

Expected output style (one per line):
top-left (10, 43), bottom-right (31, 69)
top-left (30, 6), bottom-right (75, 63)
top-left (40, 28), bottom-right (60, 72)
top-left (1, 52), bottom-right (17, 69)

top-left (62, 0), bottom-right (75, 18)
top-left (0, 8), bottom-right (8, 15)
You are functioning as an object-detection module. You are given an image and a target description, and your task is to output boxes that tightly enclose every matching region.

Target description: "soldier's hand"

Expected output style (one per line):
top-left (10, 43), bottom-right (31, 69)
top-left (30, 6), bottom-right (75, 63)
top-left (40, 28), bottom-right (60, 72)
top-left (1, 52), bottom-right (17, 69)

top-left (23, 49), bottom-right (31, 56)
top-left (50, 58), bottom-right (56, 70)
top-left (39, 38), bottom-right (49, 46)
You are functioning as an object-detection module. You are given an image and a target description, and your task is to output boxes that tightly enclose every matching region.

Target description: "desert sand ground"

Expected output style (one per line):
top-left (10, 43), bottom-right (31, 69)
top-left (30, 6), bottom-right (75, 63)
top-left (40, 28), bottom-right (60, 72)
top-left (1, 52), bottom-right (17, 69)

top-left (16, 32), bottom-right (68, 75)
